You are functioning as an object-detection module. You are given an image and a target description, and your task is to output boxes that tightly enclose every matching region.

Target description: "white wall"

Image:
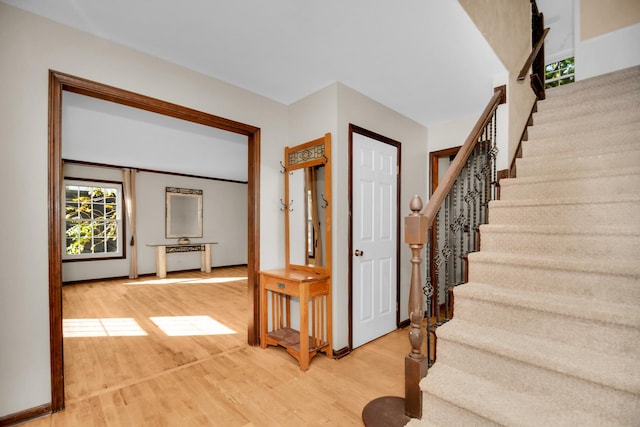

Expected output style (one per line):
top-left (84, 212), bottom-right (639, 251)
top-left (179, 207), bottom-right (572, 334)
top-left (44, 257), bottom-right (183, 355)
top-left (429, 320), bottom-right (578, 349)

top-left (459, 0), bottom-right (535, 167)
top-left (575, 23), bottom-right (640, 80)
top-left (62, 164), bottom-right (248, 282)
top-left (336, 83), bottom-right (429, 349)
top-left (287, 82), bottom-right (430, 351)
top-left (428, 97), bottom-right (509, 173)
top-left (2, 1), bottom-right (430, 414)
top-left (0, 2), bottom-right (287, 417)
top-left (62, 92), bottom-right (249, 182)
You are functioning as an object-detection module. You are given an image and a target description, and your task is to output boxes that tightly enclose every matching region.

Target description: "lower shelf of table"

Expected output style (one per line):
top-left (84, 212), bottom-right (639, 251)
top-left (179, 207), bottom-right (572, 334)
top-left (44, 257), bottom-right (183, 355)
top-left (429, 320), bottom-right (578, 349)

top-left (265, 327), bottom-right (330, 353)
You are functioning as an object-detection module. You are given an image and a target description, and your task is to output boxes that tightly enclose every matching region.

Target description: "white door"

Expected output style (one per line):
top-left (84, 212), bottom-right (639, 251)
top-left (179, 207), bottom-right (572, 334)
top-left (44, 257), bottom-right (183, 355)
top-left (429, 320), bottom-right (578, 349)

top-left (352, 132), bottom-right (398, 348)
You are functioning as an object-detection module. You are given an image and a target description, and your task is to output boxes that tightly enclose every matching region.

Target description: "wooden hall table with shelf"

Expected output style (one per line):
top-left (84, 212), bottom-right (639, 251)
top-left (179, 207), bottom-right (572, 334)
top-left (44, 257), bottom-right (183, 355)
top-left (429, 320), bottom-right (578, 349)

top-left (260, 268), bottom-right (332, 371)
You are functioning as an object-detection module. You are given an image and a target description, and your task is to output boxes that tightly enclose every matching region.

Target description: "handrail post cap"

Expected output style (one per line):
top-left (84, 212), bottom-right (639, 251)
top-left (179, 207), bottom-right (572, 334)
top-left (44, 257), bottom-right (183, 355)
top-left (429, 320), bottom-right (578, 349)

top-left (409, 195), bottom-right (423, 214)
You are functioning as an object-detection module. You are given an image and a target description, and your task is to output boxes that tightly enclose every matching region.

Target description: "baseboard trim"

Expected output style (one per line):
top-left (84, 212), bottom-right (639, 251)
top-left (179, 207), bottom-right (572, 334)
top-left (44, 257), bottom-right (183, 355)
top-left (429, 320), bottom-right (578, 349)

top-left (62, 264), bottom-right (250, 285)
top-left (333, 346), bottom-right (351, 359)
top-left (0, 403), bottom-right (51, 426)
top-left (398, 319), bottom-right (410, 329)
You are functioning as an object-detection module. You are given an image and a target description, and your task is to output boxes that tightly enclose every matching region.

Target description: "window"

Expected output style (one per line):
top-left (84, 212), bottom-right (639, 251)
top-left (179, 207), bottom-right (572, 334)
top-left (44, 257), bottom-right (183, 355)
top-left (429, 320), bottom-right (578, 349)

top-left (63, 180), bottom-right (124, 260)
top-left (545, 56), bottom-right (575, 89)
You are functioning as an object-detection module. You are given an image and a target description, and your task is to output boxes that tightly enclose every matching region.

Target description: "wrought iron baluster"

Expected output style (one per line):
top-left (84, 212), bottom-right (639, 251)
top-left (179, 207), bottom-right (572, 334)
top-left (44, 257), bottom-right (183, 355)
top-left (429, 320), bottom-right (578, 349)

top-left (423, 236), bottom-right (434, 367)
top-left (395, 87), bottom-right (505, 420)
top-left (466, 156), bottom-right (472, 255)
top-left (433, 207), bottom-right (442, 325)
top-left (490, 114), bottom-right (498, 201)
top-left (451, 178), bottom-right (458, 302)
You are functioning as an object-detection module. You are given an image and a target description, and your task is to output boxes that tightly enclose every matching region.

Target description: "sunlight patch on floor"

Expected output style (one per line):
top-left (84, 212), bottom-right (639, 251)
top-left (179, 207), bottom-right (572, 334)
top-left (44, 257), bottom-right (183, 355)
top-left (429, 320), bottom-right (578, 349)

top-left (64, 318), bottom-right (148, 337)
top-left (196, 276), bottom-right (247, 284)
top-left (150, 315), bottom-right (237, 336)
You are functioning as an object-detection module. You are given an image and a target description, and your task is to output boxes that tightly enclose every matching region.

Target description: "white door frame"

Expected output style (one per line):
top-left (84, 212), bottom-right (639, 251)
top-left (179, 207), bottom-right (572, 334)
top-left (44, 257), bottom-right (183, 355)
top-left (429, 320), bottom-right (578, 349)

top-left (348, 124), bottom-right (401, 350)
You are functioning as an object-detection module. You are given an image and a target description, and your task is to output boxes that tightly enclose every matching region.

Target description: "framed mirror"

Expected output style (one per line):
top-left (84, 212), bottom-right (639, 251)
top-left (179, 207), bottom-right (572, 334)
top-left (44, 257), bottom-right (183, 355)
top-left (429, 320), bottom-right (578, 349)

top-left (165, 187), bottom-right (203, 239)
top-left (285, 133), bottom-right (331, 274)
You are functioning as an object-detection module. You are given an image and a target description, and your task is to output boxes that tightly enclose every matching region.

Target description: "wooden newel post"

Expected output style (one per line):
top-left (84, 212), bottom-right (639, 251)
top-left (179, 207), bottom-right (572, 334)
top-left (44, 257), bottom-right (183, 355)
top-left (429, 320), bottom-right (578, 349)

top-left (404, 195), bottom-right (429, 419)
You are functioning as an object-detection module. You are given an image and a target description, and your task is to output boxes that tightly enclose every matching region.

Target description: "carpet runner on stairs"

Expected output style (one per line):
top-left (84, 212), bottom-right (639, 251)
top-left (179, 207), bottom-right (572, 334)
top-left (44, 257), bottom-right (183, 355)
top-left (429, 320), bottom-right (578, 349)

top-left (408, 65), bottom-right (640, 427)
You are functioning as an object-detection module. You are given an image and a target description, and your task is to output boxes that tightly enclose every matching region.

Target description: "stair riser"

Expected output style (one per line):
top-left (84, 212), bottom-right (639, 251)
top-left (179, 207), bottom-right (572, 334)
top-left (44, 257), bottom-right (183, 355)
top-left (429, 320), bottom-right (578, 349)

top-left (522, 124), bottom-right (640, 158)
top-left (421, 391), bottom-right (500, 427)
top-left (479, 230), bottom-right (640, 260)
top-left (489, 200), bottom-right (640, 227)
top-left (500, 174), bottom-right (640, 201)
top-left (468, 257), bottom-right (640, 304)
top-left (527, 111), bottom-right (640, 140)
top-left (453, 296), bottom-right (640, 357)
top-left (435, 338), bottom-right (638, 425)
top-left (534, 92), bottom-right (640, 126)
top-left (516, 150), bottom-right (640, 178)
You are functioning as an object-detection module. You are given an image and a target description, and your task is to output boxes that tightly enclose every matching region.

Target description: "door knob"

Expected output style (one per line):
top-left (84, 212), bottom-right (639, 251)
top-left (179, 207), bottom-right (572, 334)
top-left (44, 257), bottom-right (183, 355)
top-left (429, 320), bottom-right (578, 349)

top-left (354, 249), bottom-right (364, 256)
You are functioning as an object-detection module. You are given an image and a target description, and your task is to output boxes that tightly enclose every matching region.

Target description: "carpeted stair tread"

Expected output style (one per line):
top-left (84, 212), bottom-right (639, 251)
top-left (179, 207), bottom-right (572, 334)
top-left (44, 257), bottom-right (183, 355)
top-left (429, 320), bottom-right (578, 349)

top-left (521, 145), bottom-right (640, 162)
top-left (405, 418), bottom-right (443, 427)
top-left (544, 65), bottom-right (639, 99)
top-left (534, 91), bottom-right (640, 125)
top-left (499, 171), bottom-right (640, 201)
top-left (456, 281), bottom-right (640, 330)
top-left (488, 199), bottom-right (640, 228)
top-left (526, 108), bottom-right (639, 140)
top-left (539, 80), bottom-right (640, 108)
top-left (515, 148), bottom-right (640, 178)
top-left (420, 363), bottom-right (625, 427)
top-left (468, 251), bottom-right (640, 304)
top-left (467, 250), bottom-right (640, 278)
top-left (435, 319), bottom-right (640, 396)
top-left (541, 80), bottom-right (640, 103)
top-left (454, 282), bottom-right (640, 355)
top-left (522, 122), bottom-right (640, 157)
top-left (500, 165), bottom-right (640, 184)
top-left (489, 192), bottom-right (640, 209)
top-left (479, 223), bottom-right (640, 259)
top-left (480, 223), bottom-right (640, 238)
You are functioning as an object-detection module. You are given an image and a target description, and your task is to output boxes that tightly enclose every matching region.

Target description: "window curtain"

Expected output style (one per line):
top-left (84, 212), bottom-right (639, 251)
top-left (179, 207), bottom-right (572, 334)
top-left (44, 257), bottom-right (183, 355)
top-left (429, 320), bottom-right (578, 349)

top-left (122, 168), bottom-right (138, 279)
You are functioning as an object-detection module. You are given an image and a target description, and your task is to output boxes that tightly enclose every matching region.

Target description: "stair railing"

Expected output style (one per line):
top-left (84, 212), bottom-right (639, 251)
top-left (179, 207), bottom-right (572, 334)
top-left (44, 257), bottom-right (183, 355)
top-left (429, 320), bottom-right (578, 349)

top-left (519, 0), bottom-right (549, 100)
top-left (403, 85), bottom-right (506, 418)
top-left (364, 3), bottom-right (548, 422)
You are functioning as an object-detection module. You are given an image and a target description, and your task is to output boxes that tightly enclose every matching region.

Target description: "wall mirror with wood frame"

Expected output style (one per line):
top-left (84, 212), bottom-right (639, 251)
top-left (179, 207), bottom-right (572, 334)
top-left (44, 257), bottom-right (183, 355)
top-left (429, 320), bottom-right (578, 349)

top-left (165, 187), bottom-right (203, 240)
top-left (285, 133), bottom-right (332, 274)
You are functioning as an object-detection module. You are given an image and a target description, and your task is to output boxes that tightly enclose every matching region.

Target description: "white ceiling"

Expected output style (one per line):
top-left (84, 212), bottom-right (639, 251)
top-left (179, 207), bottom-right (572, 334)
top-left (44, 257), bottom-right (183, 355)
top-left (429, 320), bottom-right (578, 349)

top-left (4, 1), bottom-right (574, 181)
top-left (1, 0), bottom-right (519, 127)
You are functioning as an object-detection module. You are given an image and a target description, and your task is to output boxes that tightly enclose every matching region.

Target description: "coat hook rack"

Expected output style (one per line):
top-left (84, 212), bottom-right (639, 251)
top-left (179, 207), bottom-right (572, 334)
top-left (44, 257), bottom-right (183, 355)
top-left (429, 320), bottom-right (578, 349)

top-left (280, 198), bottom-right (294, 212)
top-left (280, 161), bottom-right (287, 174)
top-left (321, 194), bottom-right (328, 208)
top-left (322, 154), bottom-right (329, 164)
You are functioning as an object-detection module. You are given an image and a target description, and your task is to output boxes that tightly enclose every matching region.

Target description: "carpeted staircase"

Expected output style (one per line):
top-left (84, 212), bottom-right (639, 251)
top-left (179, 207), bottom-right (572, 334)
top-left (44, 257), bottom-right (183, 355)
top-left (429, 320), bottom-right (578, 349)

top-left (408, 66), bottom-right (640, 426)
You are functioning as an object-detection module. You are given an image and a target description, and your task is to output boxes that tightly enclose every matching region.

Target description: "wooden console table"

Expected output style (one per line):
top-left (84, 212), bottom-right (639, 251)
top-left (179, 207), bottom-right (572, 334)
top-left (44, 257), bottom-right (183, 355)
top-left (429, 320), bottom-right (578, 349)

top-left (260, 268), bottom-right (332, 371)
top-left (147, 243), bottom-right (218, 278)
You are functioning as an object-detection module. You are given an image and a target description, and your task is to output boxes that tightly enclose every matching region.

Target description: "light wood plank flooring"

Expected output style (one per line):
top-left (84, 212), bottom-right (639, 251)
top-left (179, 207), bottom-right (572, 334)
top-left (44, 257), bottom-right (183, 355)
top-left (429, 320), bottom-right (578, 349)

top-left (25, 266), bottom-right (410, 426)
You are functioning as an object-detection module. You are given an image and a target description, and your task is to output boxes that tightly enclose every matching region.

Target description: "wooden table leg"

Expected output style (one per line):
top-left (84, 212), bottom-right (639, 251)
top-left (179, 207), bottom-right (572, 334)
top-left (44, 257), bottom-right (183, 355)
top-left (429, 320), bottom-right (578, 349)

top-left (260, 283), bottom-right (268, 349)
top-left (155, 246), bottom-right (167, 278)
top-left (326, 287), bottom-right (333, 358)
top-left (201, 243), bottom-right (212, 273)
top-left (299, 285), bottom-right (310, 371)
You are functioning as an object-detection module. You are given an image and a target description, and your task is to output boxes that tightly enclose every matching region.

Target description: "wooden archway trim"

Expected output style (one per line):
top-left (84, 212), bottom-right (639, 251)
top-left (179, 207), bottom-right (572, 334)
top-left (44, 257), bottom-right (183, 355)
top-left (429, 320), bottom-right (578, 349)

top-left (48, 70), bottom-right (261, 412)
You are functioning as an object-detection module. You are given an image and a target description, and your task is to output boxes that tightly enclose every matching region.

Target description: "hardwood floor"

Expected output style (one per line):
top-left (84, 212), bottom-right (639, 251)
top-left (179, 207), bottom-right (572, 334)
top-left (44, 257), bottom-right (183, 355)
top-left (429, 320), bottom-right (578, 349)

top-left (25, 266), bottom-right (409, 426)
